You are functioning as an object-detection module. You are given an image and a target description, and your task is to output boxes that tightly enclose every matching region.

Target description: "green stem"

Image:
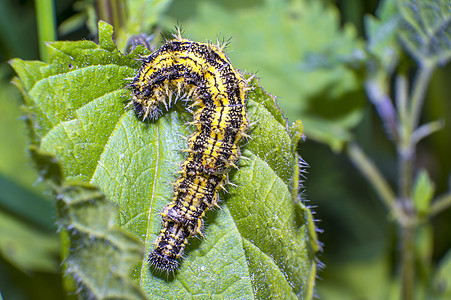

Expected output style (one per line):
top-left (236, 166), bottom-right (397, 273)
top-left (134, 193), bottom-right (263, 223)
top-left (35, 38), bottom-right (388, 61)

top-left (35, 0), bottom-right (56, 62)
top-left (397, 146), bottom-right (415, 300)
top-left (397, 110), bottom-right (415, 300)
top-left (412, 120), bottom-right (444, 145)
top-left (401, 224), bottom-right (415, 300)
top-left (395, 74), bottom-right (408, 127)
top-left (397, 63), bottom-right (435, 300)
top-left (398, 144), bottom-right (416, 299)
top-left (346, 143), bottom-right (403, 220)
top-left (398, 146), bottom-right (412, 208)
top-left (409, 64), bottom-right (433, 132)
top-left (95, 0), bottom-right (127, 34)
top-left (429, 193), bottom-right (451, 218)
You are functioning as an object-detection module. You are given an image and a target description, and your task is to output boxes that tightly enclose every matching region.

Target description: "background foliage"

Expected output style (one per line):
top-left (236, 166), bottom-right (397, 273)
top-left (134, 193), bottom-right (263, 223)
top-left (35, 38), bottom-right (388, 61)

top-left (1, 0), bottom-right (450, 299)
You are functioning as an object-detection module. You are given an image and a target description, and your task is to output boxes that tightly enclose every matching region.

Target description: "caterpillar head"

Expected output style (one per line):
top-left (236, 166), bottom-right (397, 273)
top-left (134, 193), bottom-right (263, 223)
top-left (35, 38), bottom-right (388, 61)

top-left (130, 96), bottom-right (162, 121)
top-left (128, 82), bottom-right (169, 121)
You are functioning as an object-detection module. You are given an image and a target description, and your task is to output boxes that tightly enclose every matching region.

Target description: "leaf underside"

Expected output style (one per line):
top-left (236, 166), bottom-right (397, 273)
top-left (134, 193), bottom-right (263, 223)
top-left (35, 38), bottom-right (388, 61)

top-left (398, 0), bottom-right (451, 66)
top-left (11, 21), bottom-right (318, 299)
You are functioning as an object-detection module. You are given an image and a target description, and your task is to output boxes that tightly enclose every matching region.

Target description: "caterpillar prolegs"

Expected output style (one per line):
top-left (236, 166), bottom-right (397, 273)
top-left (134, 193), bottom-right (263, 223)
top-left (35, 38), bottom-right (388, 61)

top-left (128, 31), bottom-right (250, 272)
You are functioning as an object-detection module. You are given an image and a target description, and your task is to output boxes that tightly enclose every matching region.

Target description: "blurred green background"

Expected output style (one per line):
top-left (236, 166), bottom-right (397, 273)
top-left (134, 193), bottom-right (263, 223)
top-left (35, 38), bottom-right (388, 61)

top-left (1, 0), bottom-right (450, 299)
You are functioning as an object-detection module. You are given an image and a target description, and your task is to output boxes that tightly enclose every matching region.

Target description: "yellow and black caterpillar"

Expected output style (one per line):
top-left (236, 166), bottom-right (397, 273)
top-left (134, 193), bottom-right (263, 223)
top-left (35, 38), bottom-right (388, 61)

top-left (128, 31), bottom-right (250, 272)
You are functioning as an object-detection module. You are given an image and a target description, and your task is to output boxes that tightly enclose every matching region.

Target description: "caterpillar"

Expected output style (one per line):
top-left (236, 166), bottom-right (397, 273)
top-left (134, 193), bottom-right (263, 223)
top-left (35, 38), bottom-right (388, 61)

top-left (127, 30), bottom-right (250, 272)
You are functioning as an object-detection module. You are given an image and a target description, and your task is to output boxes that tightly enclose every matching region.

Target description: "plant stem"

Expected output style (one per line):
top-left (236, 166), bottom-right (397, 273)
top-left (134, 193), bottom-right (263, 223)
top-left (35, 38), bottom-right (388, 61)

top-left (409, 64), bottom-right (433, 132)
top-left (398, 145), bottom-right (416, 300)
top-left (35, 0), bottom-right (56, 62)
top-left (346, 143), bottom-right (403, 220)
top-left (395, 74), bottom-right (408, 127)
top-left (96, 0), bottom-right (126, 35)
top-left (397, 63), bottom-right (434, 300)
top-left (358, 60), bottom-right (436, 299)
top-left (401, 224), bottom-right (415, 300)
top-left (398, 145), bottom-right (412, 210)
top-left (429, 193), bottom-right (451, 218)
top-left (365, 80), bottom-right (399, 141)
top-left (412, 120), bottom-right (444, 145)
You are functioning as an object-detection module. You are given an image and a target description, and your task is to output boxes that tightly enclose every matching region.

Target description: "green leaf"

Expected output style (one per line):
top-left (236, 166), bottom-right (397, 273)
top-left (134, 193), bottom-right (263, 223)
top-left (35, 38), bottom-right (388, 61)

top-left (0, 64), bottom-right (55, 231)
top-left (29, 147), bottom-right (146, 299)
top-left (0, 174), bottom-right (55, 230)
top-left (364, 0), bottom-right (401, 75)
top-left (361, 0), bottom-right (402, 140)
top-left (11, 21), bottom-right (318, 299)
top-left (413, 169), bottom-right (435, 215)
top-left (0, 208), bottom-right (59, 273)
top-left (431, 249), bottom-right (451, 299)
top-left (398, 0), bottom-right (451, 66)
top-left (164, 0), bottom-right (365, 151)
top-left (57, 182), bottom-right (146, 299)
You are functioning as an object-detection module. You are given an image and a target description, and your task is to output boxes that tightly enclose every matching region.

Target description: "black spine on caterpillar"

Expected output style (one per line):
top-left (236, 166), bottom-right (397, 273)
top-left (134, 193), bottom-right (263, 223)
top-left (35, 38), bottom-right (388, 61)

top-left (128, 33), bottom-right (250, 272)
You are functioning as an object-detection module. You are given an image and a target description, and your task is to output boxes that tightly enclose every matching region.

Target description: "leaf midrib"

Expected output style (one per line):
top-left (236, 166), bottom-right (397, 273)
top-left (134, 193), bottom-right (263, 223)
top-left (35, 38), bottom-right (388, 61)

top-left (139, 121), bottom-right (161, 285)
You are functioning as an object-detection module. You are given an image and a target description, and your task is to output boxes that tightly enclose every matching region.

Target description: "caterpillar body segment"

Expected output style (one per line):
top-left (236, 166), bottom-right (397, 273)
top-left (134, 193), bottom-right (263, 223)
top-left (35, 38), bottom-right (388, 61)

top-left (129, 35), bottom-right (249, 272)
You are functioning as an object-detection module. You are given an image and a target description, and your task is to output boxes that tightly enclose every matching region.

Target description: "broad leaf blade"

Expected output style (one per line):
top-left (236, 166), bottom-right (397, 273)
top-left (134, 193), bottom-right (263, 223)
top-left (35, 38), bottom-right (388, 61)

top-left (11, 21), bottom-right (318, 299)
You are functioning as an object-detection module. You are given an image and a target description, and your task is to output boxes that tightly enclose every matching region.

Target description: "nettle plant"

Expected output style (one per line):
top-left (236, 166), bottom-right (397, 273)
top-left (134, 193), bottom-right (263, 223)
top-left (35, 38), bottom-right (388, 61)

top-left (11, 22), bottom-right (319, 299)
top-left (320, 0), bottom-right (451, 298)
